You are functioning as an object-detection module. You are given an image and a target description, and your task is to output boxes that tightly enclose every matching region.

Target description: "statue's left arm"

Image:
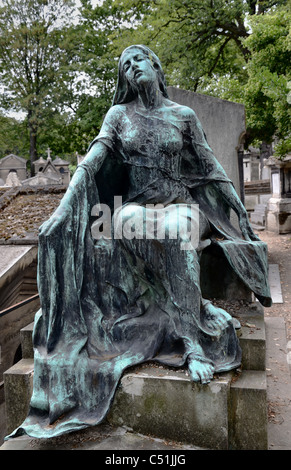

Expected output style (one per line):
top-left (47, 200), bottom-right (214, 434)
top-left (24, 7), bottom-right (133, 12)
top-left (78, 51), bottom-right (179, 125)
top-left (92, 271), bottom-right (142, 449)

top-left (213, 180), bottom-right (260, 241)
top-left (187, 107), bottom-right (259, 241)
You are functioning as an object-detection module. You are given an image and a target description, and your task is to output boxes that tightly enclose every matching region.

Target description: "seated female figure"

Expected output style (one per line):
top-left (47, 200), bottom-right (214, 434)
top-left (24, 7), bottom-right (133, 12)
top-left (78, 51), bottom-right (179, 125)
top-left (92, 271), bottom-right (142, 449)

top-left (7, 45), bottom-right (271, 440)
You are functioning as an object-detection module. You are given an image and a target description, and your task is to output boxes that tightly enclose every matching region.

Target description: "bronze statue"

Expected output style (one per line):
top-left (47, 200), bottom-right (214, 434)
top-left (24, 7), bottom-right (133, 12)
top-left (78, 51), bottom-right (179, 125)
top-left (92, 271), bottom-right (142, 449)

top-left (7, 45), bottom-right (271, 439)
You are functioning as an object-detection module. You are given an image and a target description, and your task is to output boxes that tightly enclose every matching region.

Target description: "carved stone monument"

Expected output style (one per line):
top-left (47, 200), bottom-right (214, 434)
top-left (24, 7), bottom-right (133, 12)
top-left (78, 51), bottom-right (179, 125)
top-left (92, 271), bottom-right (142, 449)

top-left (0, 154), bottom-right (27, 185)
top-left (266, 154), bottom-right (291, 233)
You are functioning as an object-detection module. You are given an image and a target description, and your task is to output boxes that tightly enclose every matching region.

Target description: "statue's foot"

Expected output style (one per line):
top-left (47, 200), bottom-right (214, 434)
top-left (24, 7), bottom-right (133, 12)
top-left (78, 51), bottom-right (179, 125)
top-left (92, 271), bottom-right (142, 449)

top-left (202, 301), bottom-right (232, 334)
top-left (188, 356), bottom-right (215, 384)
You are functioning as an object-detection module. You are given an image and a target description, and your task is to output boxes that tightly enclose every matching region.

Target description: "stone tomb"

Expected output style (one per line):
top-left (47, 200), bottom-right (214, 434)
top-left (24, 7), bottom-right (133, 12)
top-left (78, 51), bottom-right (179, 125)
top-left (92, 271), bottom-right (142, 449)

top-left (3, 301), bottom-right (268, 450)
top-left (167, 87), bottom-right (245, 203)
top-left (32, 151), bottom-right (70, 186)
top-left (266, 155), bottom-right (291, 234)
top-left (0, 154), bottom-right (27, 186)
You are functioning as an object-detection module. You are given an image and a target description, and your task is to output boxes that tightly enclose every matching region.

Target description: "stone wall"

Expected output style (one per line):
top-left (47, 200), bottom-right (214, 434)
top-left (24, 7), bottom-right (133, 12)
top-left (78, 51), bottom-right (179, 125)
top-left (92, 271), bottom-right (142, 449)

top-left (0, 245), bottom-right (39, 403)
top-left (167, 87), bottom-right (245, 198)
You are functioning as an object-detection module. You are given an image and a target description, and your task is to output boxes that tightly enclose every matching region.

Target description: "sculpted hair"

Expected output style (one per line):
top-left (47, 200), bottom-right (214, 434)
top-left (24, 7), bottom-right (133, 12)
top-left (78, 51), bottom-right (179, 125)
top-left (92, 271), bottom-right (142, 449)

top-left (112, 45), bottom-right (169, 105)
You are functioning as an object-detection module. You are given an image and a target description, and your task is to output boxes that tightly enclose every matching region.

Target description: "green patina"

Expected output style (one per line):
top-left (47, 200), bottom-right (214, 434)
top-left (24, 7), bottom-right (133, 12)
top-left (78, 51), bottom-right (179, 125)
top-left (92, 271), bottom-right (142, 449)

top-left (6, 45), bottom-right (271, 441)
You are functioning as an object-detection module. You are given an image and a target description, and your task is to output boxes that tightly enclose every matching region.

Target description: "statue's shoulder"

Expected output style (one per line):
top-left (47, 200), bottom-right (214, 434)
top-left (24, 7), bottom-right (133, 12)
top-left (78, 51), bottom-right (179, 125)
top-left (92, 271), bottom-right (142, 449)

top-left (164, 99), bottom-right (198, 121)
top-left (104, 104), bottom-right (128, 123)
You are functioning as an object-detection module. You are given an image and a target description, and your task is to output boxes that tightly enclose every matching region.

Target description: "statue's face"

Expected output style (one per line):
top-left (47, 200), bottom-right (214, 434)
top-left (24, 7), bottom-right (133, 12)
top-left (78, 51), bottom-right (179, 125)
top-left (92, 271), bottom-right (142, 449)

top-left (120, 47), bottom-right (158, 88)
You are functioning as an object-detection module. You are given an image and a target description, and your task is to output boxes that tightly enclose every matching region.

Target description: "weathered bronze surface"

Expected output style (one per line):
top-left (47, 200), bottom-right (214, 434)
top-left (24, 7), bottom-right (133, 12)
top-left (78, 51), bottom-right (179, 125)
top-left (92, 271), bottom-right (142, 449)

top-left (7, 46), bottom-right (271, 440)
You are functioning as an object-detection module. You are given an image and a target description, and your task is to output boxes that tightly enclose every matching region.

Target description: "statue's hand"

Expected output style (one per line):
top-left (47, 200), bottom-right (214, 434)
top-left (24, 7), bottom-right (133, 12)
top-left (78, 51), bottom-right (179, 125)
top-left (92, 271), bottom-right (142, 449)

top-left (39, 210), bottom-right (67, 238)
top-left (238, 211), bottom-right (260, 242)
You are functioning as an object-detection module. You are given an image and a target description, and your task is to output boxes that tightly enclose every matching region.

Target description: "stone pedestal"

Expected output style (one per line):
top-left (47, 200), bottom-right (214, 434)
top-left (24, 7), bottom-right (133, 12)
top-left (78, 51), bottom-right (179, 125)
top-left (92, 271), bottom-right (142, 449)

top-left (3, 359), bottom-right (34, 435)
top-left (108, 367), bottom-right (267, 450)
top-left (265, 154), bottom-right (291, 234)
top-left (266, 197), bottom-right (291, 234)
top-left (2, 304), bottom-right (268, 449)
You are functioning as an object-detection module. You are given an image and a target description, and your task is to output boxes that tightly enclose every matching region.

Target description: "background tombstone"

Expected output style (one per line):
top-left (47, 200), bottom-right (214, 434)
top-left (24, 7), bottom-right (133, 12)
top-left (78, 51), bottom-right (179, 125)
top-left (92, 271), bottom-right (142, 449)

top-left (0, 154), bottom-right (27, 184)
top-left (167, 87), bottom-right (251, 301)
top-left (32, 150), bottom-right (70, 187)
top-left (167, 87), bottom-right (245, 201)
top-left (52, 157), bottom-right (70, 185)
top-left (265, 154), bottom-right (291, 234)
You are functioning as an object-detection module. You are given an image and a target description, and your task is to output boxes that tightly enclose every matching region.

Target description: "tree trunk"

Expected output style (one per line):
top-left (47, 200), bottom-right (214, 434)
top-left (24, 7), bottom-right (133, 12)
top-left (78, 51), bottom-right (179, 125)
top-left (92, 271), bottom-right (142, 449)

top-left (29, 127), bottom-right (37, 177)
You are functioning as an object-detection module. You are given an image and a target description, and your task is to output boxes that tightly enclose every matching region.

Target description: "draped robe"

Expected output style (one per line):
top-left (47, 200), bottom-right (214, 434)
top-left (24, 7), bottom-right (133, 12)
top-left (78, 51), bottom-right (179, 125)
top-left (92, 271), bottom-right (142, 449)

top-left (7, 101), bottom-right (271, 439)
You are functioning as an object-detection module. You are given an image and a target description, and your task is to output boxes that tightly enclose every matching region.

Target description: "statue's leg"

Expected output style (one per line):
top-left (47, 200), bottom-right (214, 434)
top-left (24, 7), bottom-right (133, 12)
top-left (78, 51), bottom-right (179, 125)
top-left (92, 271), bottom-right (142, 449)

top-left (161, 211), bottom-right (215, 384)
top-left (113, 203), bottom-right (234, 384)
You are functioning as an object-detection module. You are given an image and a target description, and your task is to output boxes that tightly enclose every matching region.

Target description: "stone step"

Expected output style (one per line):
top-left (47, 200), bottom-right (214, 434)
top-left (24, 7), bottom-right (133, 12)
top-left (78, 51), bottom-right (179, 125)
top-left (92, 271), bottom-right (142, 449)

top-left (250, 223), bottom-right (265, 231)
top-left (3, 360), bottom-right (267, 450)
top-left (2, 304), bottom-right (267, 449)
top-left (20, 322), bottom-right (34, 359)
top-left (3, 358), bottom-right (34, 436)
top-left (238, 312), bottom-right (266, 371)
top-left (108, 366), bottom-right (267, 450)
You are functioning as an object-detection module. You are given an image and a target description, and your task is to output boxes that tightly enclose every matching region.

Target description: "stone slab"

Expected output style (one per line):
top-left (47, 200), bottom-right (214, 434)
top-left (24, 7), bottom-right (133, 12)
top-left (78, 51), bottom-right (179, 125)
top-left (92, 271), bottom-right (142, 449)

top-left (0, 424), bottom-right (202, 451)
top-left (0, 246), bottom-right (37, 291)
top-left (108, 365), bottom-right (268, 450)
top-left (3, 359), bottom-right (34, 435)
top-left (108, 367), bottom-right (232, 450)
top-left (229, 370), bottom-right (268, 450)
top-left (268, 264), bottom-right (283, 303)
top-left (20, 322), bottom-right (34, 359)
top-left (2, 358), bottom-right (268, 450)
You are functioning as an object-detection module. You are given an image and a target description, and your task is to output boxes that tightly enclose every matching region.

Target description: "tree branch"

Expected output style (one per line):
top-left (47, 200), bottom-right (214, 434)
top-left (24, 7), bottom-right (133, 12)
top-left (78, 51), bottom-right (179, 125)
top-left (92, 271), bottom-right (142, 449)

top-left (207, 37), bottom-right (232, 76)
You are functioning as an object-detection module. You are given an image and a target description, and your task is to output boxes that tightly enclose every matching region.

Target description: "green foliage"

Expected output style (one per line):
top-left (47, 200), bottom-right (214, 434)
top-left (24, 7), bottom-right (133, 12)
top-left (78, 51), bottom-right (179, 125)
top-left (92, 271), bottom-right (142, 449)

top-left (0, 0), bottom-right (80, 165)
top-left (274, 135), bottom-right (291, 159)
top-left (241, 7), bottom-right (291, 144)
top-left (0, 0), bottom-right (289, 160)
top-left (107, 0), bottom-right (251, 91)
top-left (102, 0), bottom-right (290, 147)
top-left (0, 113), bottom-right (29, 158)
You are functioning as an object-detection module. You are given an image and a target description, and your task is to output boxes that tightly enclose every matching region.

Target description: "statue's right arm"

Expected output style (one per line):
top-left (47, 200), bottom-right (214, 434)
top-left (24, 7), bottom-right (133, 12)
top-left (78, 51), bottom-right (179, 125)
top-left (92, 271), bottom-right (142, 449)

top-left (38, 142), bottom-right (109, 237)
top-left (80, 140), bottom-right (109, 175)
top-left (39, 105), bottom-right (123, 236)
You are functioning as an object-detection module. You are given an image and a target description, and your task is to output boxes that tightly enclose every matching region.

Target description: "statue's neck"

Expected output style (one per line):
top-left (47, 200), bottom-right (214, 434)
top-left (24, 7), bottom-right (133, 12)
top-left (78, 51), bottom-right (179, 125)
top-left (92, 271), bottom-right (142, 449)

top-left (136, 83), bottom-right (163, 110)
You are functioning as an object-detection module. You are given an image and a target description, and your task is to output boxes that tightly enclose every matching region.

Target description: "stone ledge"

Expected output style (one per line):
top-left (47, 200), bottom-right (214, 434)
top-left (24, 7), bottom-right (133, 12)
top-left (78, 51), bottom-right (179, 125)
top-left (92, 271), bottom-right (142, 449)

top-left (108, 366), bottom-right (268, 450)
top-left (108, 367), bottom-right (232, 449)
top-left (2, 361), bottom-right (267, 449)
top-left (3, 359), bottom-right (34, 435)
top-left (239, 314), bottom-right (266, 371)
top-left (20, 322), bottom-right (34, 359)
top-left (229, 370), bottom-right (268, 450)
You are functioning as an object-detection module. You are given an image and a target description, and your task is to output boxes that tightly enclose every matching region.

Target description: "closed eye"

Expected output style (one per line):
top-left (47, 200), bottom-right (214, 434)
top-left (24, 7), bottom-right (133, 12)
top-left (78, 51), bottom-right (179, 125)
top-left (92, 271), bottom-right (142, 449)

top-left (123, 62), bottom-right (130, 72)
top-left (122, 53), bottom-right (147, 73)
top-left (134, 54), bottom-right (144, 62)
